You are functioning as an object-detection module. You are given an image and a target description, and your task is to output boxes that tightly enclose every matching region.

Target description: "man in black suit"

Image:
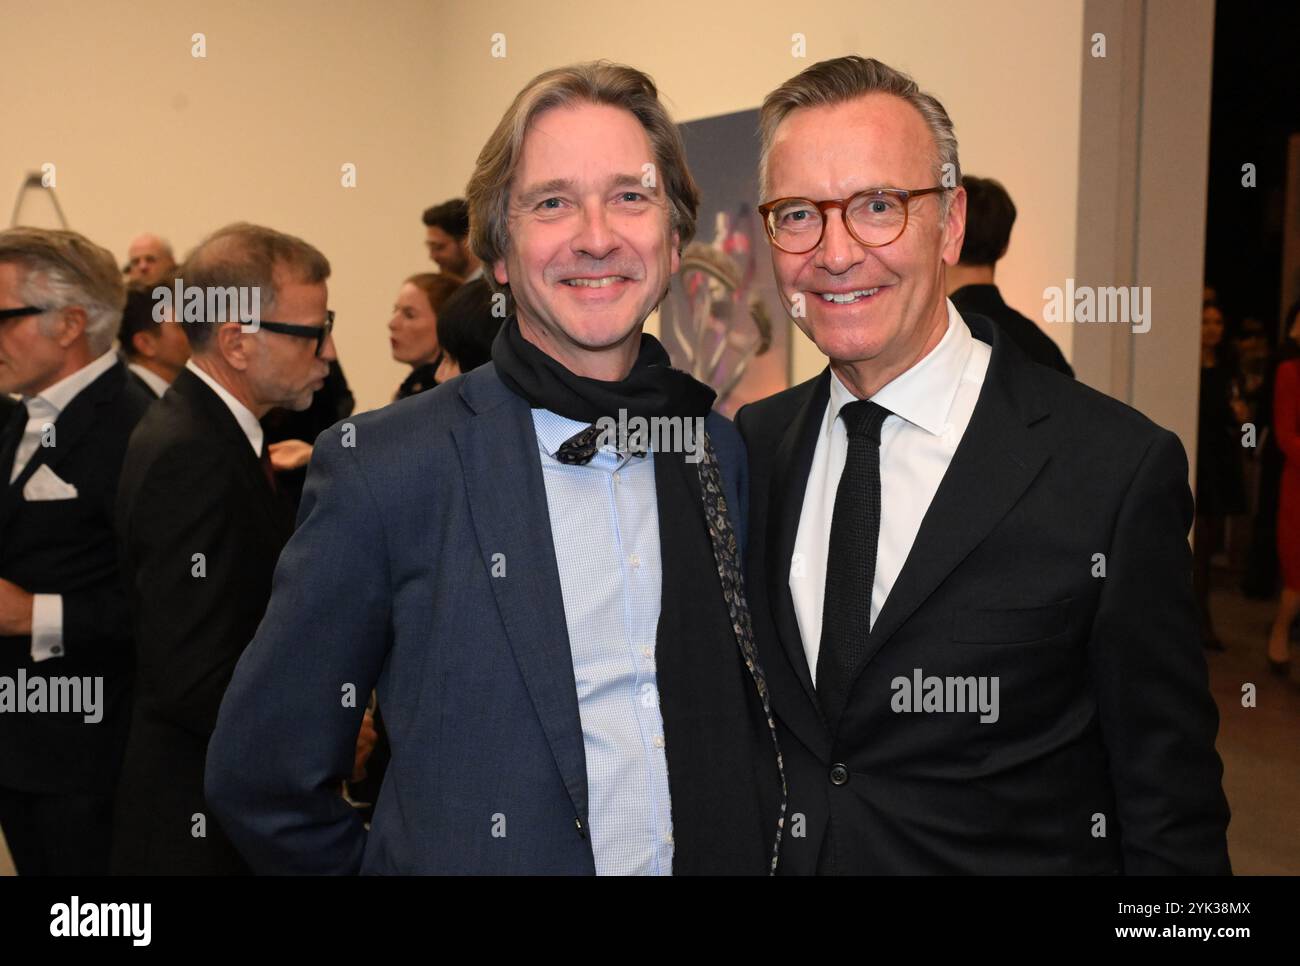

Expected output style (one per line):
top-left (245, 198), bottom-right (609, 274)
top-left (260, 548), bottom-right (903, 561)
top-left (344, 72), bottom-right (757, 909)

top-left (112, 222), bottom-right (336, 874)
top-left (738, 56), bottom-right (1229, 874)
top-left (118, 284), bottom-right (191, 398)
top-left (948, 175), bottom-right (1073, 377)
top-left (0, 227), bottom-right (153, 874)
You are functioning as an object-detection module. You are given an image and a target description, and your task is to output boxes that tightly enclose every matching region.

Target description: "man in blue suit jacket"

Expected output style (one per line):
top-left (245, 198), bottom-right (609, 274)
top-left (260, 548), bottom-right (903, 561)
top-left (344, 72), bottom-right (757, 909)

top-left (206, 61), bottom-right (785, 875)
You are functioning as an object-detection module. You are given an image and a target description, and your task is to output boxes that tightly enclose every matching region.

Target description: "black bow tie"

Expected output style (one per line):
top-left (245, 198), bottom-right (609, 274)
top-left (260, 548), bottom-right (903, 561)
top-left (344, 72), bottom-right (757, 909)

top-left (554, 424), bottom-right (647, 465)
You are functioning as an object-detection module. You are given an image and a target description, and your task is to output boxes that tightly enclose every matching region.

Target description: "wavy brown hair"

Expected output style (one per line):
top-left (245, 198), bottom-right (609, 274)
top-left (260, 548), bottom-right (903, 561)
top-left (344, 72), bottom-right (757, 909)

top-left (465, 60), bottom-right (699, 314)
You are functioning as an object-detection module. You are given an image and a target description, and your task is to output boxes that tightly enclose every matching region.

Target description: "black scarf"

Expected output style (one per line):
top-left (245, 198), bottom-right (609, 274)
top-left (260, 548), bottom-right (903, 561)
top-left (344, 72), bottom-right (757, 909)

top-left (492, 318), bottom-right (784, 874)
top-left (492, 316), bottom-right (714, 423)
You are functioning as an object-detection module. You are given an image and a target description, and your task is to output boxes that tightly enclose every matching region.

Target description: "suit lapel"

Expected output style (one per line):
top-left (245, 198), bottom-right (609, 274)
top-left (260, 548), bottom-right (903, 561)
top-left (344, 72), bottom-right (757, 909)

top-left (451, 367), bottom-right (590, 823)
top-left (835, 318), bottom-right (1053, 717)
top-left (764, 370), bottom-right (834, 756)
top-left (171, 369), bottom-right (284, 543)
top-left (0, 361), bottom-right (124, 526)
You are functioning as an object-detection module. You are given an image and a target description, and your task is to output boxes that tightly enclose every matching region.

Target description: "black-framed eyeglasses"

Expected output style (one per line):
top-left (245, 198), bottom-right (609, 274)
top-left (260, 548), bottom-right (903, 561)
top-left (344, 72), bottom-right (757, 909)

top-left (758, 186), bottom-right (948, 254)
top-left (0, 305), bottom-right (48, 323)
top-left (255, 310), bottom-right (334, 356)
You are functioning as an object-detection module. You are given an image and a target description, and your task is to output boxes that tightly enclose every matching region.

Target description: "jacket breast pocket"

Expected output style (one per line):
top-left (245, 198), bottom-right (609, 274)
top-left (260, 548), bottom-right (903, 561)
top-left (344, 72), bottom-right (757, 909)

top-left (952, 598), bottom-right (1073, 644)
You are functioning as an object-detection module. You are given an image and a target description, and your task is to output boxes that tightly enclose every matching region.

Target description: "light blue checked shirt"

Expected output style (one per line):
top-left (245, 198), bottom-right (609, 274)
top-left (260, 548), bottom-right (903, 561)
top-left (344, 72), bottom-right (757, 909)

top-left (531, 408), bottom-right (673, 876)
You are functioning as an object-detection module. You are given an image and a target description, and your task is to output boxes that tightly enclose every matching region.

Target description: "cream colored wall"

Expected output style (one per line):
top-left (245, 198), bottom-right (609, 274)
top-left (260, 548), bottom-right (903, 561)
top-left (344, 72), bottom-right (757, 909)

top-left (3, 0), bottom-right (1082, 412)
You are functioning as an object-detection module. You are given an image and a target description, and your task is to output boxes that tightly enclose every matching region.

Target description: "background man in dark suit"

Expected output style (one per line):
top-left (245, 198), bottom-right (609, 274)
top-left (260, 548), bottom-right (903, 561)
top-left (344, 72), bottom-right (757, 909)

top-left (738, 56), bottom-right (1229, 874)
top-left (207, 62), bottom-right (784, 875)
top-left (112, 223), bottom-right (336, 874)
top-left (0, 227), bottom-right (152, 874)
top-left (947, 175), bottom-right (1074, 376)
top-left (118, 283), bottom-right (191, 398)
top-left (422, 198), bottom-right (483, 281)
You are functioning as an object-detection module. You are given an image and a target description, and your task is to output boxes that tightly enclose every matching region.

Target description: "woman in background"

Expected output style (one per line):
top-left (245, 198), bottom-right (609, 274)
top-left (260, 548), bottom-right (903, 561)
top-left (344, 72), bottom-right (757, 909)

top-left (1194, 303), bottom-right (1248, 651)
top-left (433, 278), bottom-right (503, 383)
top-left (1243, 305), bottom-right (1300, 598)
top-left (1268, 352), bottom-right (1300, 674)
top-left (388, 272), bottom-right (462, 399)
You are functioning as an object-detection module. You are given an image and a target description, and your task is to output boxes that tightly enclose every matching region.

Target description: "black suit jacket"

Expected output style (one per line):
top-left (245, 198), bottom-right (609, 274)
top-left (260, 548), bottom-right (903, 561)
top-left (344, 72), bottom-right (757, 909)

top-left (123, 365), bottom-right (163, 399)
top-left (736, 313), bottom-right (1230, 875)
top-left (112, 368), bottom-right (291, 874)
top-left (0, 361), bottom-right (152, 795)
top-left (951, 284), bottom-right (1074, 377)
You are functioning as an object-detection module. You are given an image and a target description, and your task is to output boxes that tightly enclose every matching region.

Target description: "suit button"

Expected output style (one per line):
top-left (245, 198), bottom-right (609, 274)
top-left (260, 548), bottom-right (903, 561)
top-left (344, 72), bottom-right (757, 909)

top-left (829, 763), bottom-right (849, 786)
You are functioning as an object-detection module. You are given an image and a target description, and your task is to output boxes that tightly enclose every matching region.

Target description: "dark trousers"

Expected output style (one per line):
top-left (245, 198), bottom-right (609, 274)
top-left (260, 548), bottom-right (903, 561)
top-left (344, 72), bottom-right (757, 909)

top-left (0, 783), bottom-right (115, 875)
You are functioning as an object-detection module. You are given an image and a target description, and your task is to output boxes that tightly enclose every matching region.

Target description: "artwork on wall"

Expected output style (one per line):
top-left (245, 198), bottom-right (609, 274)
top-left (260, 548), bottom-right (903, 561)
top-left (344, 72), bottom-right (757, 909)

top-left (659, 109), bottom-right (791, 417)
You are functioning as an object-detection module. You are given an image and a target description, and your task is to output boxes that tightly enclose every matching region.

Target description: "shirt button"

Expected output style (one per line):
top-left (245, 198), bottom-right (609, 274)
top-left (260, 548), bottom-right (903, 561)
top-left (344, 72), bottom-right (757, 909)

top-left (49, 645), bottom-right (64, 657)
top-left (652, 735), bottom-right (665, 748)
top-left (629, 554), bottom-right (640, 569)
top-left (613, 473), bottom-right (621, 485)
top-left (829, 763), bottom-right (850, 786)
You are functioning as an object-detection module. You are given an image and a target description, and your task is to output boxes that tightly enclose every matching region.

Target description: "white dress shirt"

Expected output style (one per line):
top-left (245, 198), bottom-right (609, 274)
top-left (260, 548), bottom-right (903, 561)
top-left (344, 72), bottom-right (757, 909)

top-left (127, 361), bottom-right (170, 398)
top-left (11, 348), bottom-right (120, 662)
top-left (184, 359), bottom-right (264, 456)
top-left (791, 300), bottom-right (991, 683)
top-left (531, 409), bottom-right (673, 875)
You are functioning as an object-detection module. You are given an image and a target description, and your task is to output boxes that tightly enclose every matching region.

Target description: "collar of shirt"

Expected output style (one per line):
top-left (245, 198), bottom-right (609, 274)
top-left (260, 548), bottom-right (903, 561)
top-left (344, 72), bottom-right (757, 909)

top-left (185, 358), bottom-right (264, 456)
top-left (826, 298), bottom-right (972, 440)
top-left (22, 348), bottom-right (118, 419)
top-left (127, 361), bottom-right (170, 397)
top-left (531, 407), bottom-right (646, 470)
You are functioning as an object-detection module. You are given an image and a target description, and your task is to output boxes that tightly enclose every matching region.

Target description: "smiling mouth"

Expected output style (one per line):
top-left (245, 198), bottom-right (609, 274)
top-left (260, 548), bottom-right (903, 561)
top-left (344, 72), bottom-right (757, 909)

top-left (561, 276), bottom-right (630, 288)
top-left (818, 287), bottom-right (882, 304)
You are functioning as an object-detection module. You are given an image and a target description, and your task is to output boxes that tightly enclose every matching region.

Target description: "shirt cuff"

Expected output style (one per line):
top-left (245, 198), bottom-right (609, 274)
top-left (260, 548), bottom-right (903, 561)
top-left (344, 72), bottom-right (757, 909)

top-left (30, 594), bottom-right (65, 662)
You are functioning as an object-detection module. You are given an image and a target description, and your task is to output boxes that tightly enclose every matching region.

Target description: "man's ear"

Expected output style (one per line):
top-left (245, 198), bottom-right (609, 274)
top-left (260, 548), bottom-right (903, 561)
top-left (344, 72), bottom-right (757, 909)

top-left (131, 329), bottom-right (158, 360)
top-left (493, 257), bottom-right (509, 287)
top-left (52, 306), bottom-right (88, 348)
top-left (941, 186), bottom-right (968, 267)
top-left (215, 321), bottom-right (252, 371)
top-left (669, 228), bottom-right (681, 275)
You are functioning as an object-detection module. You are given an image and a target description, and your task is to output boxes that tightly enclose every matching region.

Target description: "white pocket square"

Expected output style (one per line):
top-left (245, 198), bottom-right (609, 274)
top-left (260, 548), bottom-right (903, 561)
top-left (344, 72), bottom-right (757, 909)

top-left (22, 464), bottom-right (79, 501)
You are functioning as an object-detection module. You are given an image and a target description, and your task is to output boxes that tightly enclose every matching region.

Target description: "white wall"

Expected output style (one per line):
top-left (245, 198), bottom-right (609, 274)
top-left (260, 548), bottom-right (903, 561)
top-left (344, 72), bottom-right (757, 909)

top-left (2, 0), bottom-right (1084, 411)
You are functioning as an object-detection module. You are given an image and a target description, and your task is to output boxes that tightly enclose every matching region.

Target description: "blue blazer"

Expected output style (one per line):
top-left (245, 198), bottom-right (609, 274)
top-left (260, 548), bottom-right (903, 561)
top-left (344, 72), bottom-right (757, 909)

top-left (206, 363), bottom-right (748, 874)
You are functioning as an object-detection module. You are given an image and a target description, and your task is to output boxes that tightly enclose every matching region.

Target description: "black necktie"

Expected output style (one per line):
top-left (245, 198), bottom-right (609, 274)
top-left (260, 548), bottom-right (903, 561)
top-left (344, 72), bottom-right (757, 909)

top-left (0, 401), bottom-right (28, 485)
top-left (816, 399), bottom-right (892, 725)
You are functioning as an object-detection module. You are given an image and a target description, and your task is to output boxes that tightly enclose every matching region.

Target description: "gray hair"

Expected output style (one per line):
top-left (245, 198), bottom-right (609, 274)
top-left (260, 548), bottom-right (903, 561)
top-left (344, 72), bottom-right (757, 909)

top-left (758, 56), bottom-right (960, 212)
top-left (0, 227), bottom-right (126, 355)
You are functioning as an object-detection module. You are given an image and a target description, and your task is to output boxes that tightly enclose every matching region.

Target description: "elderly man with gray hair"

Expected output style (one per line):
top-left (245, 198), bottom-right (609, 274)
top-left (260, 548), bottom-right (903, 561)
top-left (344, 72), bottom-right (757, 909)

top-left (0, 226), bottom-right (153, 875)
top-left (737, 55), bottom-right (1229, 875)
top-left (125, 233), bottom-right (177, 289)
